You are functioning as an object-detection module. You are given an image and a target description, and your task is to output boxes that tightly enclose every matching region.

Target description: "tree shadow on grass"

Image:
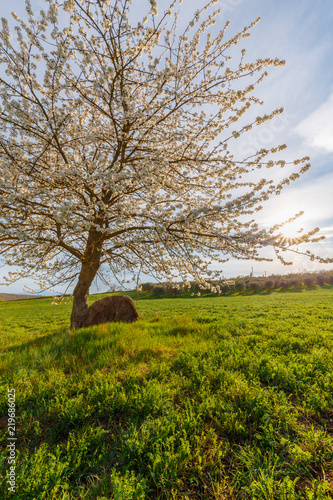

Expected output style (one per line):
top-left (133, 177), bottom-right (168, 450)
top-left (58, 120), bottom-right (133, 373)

top-left (3, 328), bottom-right (68, 353)
top-left (3, 325), bottom-right (103, 355)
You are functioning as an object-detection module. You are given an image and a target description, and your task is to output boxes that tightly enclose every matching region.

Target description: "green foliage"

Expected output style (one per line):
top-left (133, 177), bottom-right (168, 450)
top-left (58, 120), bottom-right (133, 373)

top-left (265, 279), bottom-right (275, 290)
top-left (140, 269), bottom-right (333, 297)
top-left (108, 470), bottom-right (147, 500)
top-left (1, 289), bottom-right (333, 498)
top-left (316, 274), bottom-right (326, 286)
top-left (235, 281), bottom-right (245, 292)
top-left (249, 281), bottom-right (260, 291)
top-left (152, 286), bottom-right (166, 298)
top-left (141, 283), bottom-right (155, 292)
top-left (164, 283), bottom-right (183, 297)
top-left (221, 283), bottom-right (231, 294)
top-left (304, 276), bottom-right (316, 287)
top-left (290, 278), bottom-right (302, 289)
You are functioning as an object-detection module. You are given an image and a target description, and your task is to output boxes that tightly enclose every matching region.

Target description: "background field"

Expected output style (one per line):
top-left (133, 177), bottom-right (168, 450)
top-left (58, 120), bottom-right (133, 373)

top-left (1, 288), bottom-right (333, 499)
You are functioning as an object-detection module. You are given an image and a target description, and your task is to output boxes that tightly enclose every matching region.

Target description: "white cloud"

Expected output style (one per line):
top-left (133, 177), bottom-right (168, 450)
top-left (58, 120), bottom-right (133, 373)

top-left (320, 225), bottom-right (333, 234)
top-left (294, 93), bottom-right (333, 153)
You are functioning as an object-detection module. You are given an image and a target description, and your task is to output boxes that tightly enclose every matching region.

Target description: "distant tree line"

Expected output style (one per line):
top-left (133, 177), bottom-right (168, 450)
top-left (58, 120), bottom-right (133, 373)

top-left (139, 270), bottom-right (333, 298)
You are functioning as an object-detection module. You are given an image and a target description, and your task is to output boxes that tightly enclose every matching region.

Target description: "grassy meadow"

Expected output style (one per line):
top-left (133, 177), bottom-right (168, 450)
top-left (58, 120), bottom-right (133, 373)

top-left (1, 288), bottom-right (333, 499)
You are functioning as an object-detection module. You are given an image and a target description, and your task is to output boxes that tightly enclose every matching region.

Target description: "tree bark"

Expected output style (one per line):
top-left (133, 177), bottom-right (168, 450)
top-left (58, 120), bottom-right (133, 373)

top-left (70, 231), bottom-right (103, 329)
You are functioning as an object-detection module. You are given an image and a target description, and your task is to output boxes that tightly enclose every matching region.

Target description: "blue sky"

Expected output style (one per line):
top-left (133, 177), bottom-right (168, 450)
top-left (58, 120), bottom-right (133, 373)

top-left (0, 0), bottom-right (332, 294)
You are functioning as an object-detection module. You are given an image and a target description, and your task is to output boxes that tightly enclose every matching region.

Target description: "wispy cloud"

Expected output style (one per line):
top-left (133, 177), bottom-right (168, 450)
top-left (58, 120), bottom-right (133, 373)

top-left (257, 171), bottom-right (333, 228)
top-left (294, 93), bottom-right (333, 153)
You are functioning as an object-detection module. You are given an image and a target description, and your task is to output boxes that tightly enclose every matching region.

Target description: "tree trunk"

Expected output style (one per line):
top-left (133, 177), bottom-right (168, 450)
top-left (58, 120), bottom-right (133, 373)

top-left (70, 231), bottom-right (103, 329)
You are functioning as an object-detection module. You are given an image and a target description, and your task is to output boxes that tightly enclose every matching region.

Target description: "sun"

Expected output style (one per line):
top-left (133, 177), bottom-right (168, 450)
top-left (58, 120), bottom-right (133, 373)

top-left (262, 200), bottom-right (309, 245)
top-left (279, 220), bottom-right (305, 239)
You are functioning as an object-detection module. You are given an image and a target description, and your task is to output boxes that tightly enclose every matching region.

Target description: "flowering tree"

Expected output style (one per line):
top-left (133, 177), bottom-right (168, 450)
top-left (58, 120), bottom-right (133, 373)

top-left (0, 0), bottom-right (330, 328)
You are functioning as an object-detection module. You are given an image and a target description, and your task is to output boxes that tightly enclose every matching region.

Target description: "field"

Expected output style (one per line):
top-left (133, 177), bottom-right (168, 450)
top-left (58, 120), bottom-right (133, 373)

top-left (1, 288), bottom-right (333, 499)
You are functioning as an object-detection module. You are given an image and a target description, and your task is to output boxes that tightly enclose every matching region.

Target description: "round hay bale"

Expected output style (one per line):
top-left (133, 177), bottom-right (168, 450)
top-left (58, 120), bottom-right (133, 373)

top-left (83, 295), bottom-right (139, 327)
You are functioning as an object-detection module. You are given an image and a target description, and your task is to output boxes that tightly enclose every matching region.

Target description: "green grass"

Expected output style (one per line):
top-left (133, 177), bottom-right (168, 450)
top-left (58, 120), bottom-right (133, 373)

top-left (1, 289), bottom-right (333, 499)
